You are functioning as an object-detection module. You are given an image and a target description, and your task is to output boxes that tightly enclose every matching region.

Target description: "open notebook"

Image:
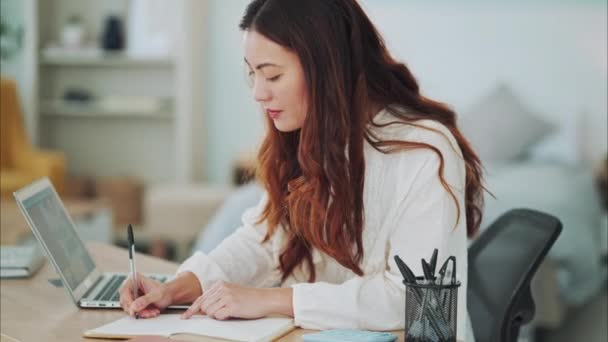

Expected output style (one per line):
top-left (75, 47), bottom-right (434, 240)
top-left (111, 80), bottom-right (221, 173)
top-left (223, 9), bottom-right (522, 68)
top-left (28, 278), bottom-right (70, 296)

top-left (84, 314), bottom-right (295, 341)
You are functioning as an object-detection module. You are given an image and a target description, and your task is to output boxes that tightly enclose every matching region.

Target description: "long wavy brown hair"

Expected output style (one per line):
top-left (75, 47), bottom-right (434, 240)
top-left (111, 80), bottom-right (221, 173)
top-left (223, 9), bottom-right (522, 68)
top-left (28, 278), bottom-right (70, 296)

top-left (240, 0), bottom-right (485, 283)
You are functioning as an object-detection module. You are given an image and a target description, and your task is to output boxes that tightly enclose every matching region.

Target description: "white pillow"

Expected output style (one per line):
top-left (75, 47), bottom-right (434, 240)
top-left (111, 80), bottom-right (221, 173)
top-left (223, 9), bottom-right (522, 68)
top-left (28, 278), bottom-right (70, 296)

top-left (459, 84), bottom-right (554, 162)
top-left (527, 110), bottom-right (586, 166)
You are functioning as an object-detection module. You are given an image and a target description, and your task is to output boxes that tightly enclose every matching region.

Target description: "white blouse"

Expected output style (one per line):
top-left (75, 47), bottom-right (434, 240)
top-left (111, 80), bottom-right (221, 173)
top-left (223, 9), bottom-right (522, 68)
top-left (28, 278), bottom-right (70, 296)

top-left (177, 109), bottom-right (474, 341)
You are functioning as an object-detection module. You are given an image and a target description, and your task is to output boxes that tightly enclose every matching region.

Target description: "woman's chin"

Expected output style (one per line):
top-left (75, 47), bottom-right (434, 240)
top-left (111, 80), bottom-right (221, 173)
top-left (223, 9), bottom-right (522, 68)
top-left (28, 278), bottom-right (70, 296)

top-left (273, 120), bottom-right (301, 132)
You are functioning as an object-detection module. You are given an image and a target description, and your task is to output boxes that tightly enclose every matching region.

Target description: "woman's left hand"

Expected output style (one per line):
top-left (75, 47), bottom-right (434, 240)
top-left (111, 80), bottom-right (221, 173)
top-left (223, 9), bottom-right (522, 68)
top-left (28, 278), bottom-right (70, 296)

top-left (181, 281), bottom-right (272, 320)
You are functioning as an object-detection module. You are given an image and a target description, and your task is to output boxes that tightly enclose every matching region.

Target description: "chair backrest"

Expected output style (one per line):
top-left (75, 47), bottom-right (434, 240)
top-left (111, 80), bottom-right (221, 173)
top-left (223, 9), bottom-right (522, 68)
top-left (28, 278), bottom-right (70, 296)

top-left (467, 208), bottom-right (562, 342)
top-left (0, 77), bottom-right (28, 168)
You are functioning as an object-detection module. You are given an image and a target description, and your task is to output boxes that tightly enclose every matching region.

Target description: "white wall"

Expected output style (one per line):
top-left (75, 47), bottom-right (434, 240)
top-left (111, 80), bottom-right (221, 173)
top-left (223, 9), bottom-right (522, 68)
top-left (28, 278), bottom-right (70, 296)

top-left (203, 0), bottom-right (607, 184)
top-left (360, 1), bottom-right (607, 163)
top-left (203, 0), bottom-right (264, 184)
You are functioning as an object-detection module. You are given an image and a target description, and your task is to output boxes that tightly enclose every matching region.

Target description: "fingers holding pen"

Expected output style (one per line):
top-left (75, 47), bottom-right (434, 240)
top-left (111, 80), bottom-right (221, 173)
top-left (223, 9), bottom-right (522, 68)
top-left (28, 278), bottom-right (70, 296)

top-left (118, 276), bottom-right (136, 313)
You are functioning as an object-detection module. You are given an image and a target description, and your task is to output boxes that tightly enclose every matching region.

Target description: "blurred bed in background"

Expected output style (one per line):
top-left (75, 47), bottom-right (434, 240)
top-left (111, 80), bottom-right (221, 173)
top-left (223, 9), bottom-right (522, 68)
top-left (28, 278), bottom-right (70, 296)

top-left (460, 83), bottom-right (607, 335)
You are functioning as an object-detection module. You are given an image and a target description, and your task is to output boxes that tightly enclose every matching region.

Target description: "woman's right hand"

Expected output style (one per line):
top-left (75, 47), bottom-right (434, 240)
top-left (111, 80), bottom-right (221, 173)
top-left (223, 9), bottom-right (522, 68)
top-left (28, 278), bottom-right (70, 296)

top-left (118, 272), bottom-right (173, 319)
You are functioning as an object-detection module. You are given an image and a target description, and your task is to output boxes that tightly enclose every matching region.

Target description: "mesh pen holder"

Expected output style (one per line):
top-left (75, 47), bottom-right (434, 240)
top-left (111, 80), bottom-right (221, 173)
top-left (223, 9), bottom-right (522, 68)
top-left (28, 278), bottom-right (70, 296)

top-left (404, 277), bottom-right (460, 342)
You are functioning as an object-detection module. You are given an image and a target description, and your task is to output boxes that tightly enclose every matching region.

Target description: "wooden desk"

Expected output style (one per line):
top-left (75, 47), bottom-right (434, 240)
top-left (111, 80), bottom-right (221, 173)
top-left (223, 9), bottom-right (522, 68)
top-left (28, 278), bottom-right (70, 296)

top-left (0, 243), bottom-right (413, 341)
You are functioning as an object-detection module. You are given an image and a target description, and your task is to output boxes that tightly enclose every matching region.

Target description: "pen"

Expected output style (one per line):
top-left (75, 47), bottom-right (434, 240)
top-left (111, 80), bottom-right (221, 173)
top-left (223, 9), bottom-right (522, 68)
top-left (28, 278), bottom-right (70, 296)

top-left (127, 224), bottom-right (138, 319)
top-left (437, 256), bottom-right (456, 285)
top-left (429, 248), bottom-right (438, 276)
top-left (421, 258), bottom-right (434, 282)
top-left (394, 255), bottom-right (417, 283)
top-left (395, 255), bottom-right (446, 340)
top-left (437, 255), bottom-right (457, 324)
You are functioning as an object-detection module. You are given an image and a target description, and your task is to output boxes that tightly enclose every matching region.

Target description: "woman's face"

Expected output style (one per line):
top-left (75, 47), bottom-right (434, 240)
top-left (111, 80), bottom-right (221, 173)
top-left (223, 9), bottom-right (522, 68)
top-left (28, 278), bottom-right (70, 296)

top-left (244, 30), bottom-right (308, 132)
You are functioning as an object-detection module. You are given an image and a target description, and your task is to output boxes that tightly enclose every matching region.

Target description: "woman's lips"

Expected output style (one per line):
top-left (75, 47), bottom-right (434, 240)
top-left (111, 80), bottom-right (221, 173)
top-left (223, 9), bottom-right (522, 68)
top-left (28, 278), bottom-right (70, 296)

top-left (267, 109), bottom-right (283, 119)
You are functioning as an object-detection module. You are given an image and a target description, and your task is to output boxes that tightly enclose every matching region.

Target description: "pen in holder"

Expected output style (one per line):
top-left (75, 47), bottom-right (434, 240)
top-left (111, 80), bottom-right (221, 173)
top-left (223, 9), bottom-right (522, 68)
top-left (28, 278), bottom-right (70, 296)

top-left (403, 276), bottom-right (460, 342)
top-left (395, 253), bottom-right (459, 342)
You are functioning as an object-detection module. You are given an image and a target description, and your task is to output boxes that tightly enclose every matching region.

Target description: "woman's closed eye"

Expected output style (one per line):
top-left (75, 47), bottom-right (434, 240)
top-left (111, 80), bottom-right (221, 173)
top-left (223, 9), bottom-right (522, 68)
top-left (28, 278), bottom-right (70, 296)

top-left (267, 74), bottom-right (282, 82)
top-left (246, 70), bottom-right (281, 82)
top-left (246, 67), bottom-right (280, 78)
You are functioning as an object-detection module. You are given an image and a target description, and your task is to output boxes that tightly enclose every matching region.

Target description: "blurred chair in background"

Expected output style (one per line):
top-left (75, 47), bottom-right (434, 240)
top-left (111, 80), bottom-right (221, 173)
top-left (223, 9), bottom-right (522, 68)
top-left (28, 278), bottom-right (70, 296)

top-left (0, 77), bottom-right (66, 197)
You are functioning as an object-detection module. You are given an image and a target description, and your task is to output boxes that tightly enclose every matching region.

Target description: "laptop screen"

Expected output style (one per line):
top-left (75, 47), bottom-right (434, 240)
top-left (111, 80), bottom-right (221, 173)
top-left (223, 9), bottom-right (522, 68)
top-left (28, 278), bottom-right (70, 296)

top-left (22, 187), bottom-right (96, 290)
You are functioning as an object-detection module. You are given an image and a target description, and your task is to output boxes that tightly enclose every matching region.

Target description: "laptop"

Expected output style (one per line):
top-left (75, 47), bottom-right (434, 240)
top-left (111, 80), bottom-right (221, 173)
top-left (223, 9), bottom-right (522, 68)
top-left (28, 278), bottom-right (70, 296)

top-left (13, 177), bottom-right (187, 309)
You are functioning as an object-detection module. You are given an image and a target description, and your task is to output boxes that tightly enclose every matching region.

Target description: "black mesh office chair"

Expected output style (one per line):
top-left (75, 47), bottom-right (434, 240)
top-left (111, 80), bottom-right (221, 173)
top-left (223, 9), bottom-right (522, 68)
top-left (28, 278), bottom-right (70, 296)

top-left (468, 208), bottom-right (562, 342)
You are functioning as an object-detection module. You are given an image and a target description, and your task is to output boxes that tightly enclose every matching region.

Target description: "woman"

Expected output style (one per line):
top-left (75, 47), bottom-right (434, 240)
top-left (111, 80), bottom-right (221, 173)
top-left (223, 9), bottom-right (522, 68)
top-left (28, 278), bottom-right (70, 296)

top-left (119, 0), bottom-right (484, 340)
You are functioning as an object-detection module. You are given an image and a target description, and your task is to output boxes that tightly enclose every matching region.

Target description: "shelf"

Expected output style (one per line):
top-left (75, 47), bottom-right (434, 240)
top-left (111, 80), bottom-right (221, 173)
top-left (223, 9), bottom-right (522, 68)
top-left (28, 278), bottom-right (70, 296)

top-left (40, 50), bottom-right (173, 68)
top-left (40, 98), bottom-right (173, 120)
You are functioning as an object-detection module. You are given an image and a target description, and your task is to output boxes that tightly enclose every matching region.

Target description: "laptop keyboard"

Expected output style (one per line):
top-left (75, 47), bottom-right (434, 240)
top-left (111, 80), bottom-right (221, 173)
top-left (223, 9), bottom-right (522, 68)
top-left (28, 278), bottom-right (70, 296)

top-left (93, 275), bottom-right (126, 302)
top-left (92, 274), bottom-right (168, 302)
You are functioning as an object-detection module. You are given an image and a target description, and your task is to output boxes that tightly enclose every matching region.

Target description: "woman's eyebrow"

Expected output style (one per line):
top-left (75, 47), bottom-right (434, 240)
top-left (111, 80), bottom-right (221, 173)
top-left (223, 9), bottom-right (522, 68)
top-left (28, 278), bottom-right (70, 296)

top-left (244, 58), bottom-right (281, 70)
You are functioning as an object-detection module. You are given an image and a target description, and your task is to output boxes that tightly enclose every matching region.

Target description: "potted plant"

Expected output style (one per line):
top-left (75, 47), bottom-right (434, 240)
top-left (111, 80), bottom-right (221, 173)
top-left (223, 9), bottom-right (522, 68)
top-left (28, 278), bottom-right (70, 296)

top-left (0, 16), bottom-right (23, 61)
top-left (61, 14), bottom-right (85, 49)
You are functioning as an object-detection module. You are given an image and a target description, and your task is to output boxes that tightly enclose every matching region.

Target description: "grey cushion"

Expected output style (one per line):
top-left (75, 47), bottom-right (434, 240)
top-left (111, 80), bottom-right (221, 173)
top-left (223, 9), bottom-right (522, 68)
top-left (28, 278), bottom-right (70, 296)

top-left (192, 182), bottom-right (264, 254)
top-left (459, 84), bottom-right (554, 162)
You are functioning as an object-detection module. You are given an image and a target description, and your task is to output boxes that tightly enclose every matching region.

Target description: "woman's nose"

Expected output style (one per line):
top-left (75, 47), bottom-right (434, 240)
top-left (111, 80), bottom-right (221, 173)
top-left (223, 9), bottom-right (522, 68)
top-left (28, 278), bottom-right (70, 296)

top-left (253, 79), bottom-right (272, 103)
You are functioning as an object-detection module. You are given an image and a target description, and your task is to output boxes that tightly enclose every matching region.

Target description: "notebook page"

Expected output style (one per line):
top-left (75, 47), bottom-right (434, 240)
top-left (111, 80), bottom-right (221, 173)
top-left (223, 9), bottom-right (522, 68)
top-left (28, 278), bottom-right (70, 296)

top-left (86, 314), bottom-right (295, 341)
